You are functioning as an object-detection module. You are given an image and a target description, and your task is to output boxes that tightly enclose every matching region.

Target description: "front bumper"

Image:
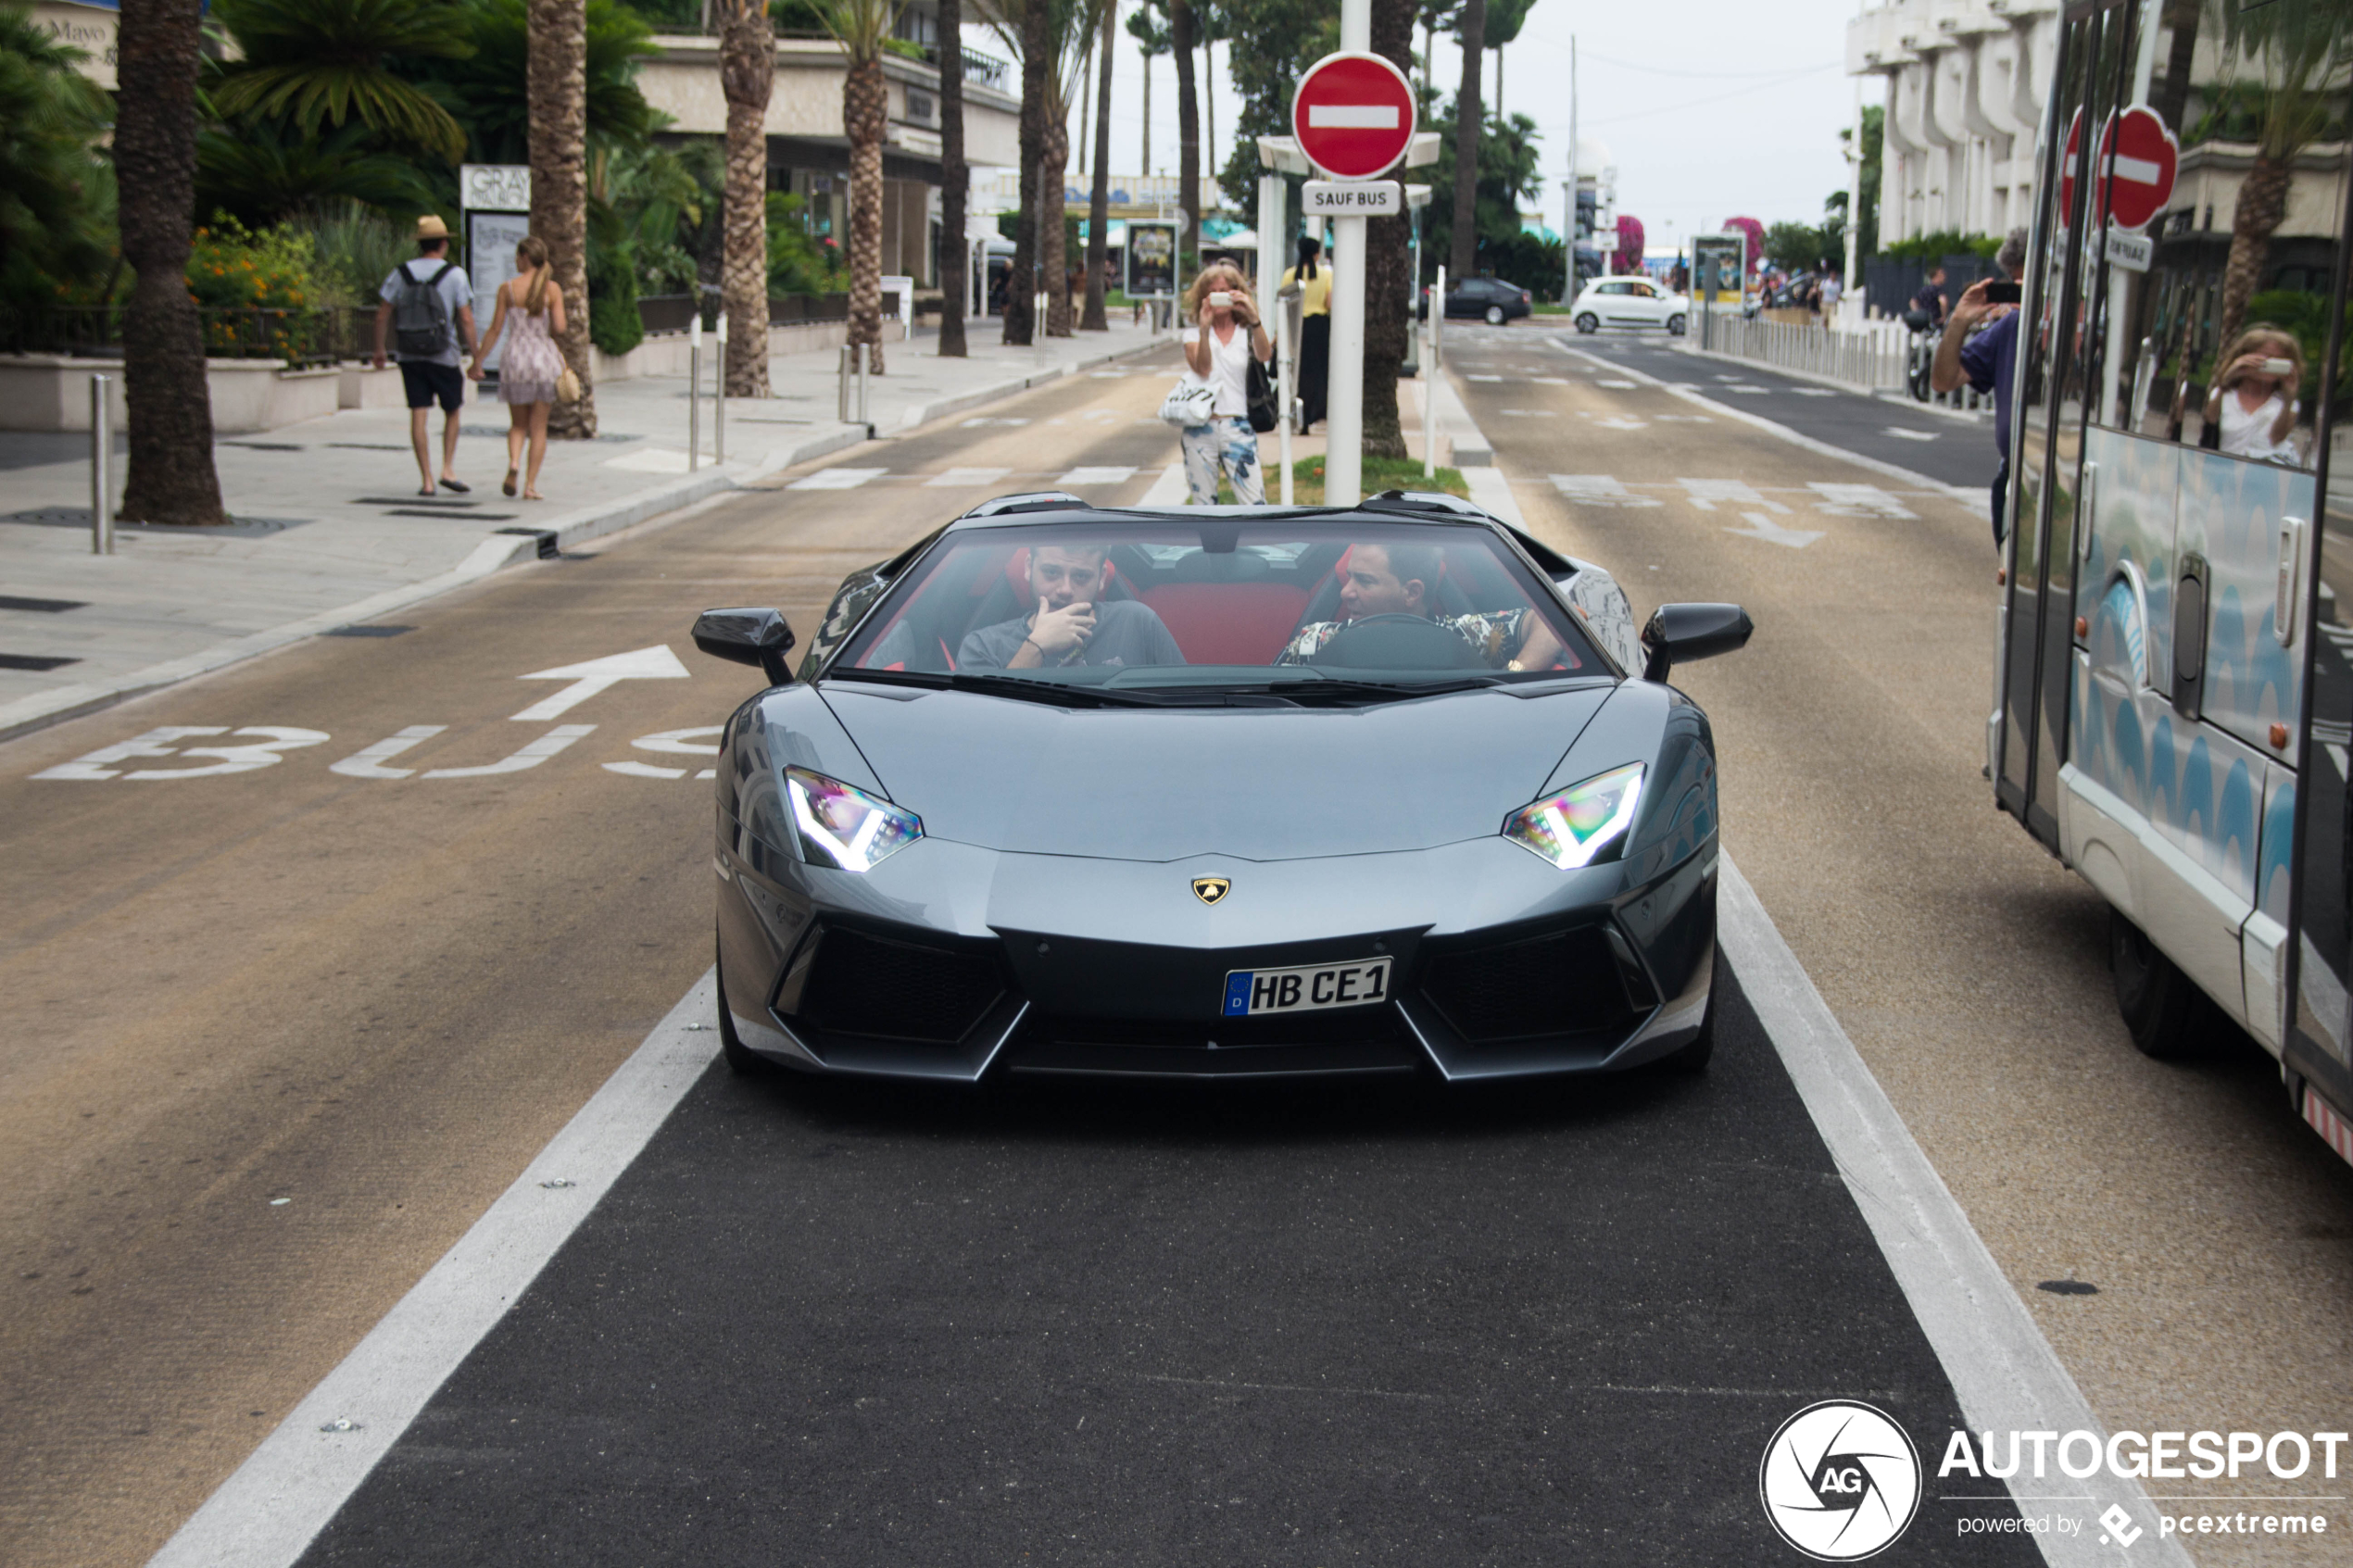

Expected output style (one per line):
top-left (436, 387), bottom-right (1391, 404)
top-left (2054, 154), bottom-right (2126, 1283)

top-left (716, 832), bottom-right (1716, 1084)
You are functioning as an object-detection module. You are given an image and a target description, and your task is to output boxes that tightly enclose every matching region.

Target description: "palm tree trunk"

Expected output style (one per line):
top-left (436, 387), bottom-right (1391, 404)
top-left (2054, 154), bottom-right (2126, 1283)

top-left (1171, 0), bottom-right (1199, 279)
top-left (719, 2), bottom-right (774, 396)
top-left (845, 55), bottom-right (887, 372)
top-left (1139, 40), bottom-right (1151, 175)
top-left (115, 0), bottom-right (226, 527)
top-left (1006, 0), bottom-right (1049, 345)
top-left (937, 0), bottom-right (969, 356)
top-left (1203, 37), bottom-right (1214, 189)
top-left (1450, 0), bottom-right (1485, 282)
top-left (529, 0), bottom-right (598, 437)
top-left (1362, 0), bottom-right (1412, 459)
top-left (1043, 114), bottom-right (1072, 335)
top-left (2219, 152), bottom-right (2290, 345)
top-left (1082, 0), bottom-right (1114, 332)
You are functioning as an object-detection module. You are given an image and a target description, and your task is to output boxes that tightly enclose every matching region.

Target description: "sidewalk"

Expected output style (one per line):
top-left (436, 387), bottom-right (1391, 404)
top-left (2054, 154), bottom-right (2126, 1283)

top-left (0, 319), bottom-right (1170, 741)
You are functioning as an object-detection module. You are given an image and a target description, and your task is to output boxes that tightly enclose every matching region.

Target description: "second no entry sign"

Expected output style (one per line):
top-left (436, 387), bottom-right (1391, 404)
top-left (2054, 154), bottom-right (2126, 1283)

top-left (1292, 53), bottom-right (1417, 181)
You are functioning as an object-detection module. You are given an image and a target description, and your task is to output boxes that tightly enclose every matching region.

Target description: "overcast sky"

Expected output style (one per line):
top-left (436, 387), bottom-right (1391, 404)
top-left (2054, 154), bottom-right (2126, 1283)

top-left (971, 0), bottom-right (1881, 251)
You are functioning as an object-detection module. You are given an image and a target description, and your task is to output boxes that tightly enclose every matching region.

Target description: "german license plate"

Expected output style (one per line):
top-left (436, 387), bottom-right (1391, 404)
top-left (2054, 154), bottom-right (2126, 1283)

top-left (1221, 957), bottom-right (1391, 1018)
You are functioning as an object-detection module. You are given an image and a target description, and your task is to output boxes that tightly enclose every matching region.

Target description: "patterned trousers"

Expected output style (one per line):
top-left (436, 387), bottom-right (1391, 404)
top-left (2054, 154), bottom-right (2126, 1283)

top-left (1179, 417), bottom-right (1265, 505)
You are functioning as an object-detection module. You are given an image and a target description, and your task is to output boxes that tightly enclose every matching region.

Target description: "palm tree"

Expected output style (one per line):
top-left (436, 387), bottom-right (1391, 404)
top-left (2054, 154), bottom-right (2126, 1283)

top-left (985, 0), bottom-right (1105, 336)
top-left (208, 0), bottom-right (473, 164)
top-left (1363, 0), bottom-right (1412, 458)
top-left (937, 0), bottom-right (970, 356)
top-left (815, 0), bottom-right (898, 374)
top-left (1483, 0), bottom-right (1529, 120)
top-left (1080, 0), bottom-right (1114, 331)
top-left (115, 0), bottom-right (229, 526)
top-left (2211, 0), bottom-right (2351, 342)
top-left (1448, 0), bottom-right (1483, 281)
top-left (1126, 3), bottom-right (1166, 174)
top-left (0, 6), bottom-right (113, 291)
top-left (528, 0), bottom-right (598, 435)
top-left (195, 119), bottom-right (434, 227)
top-left (1170, 0), bottom-right (1197, 276)
top-left (717, 0), bottom-right (773, 395)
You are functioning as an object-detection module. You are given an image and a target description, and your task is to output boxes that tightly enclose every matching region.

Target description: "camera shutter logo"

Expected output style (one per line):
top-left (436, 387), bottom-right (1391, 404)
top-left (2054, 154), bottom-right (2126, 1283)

top-left (1758, 1400), bottom-right (1922, 1560)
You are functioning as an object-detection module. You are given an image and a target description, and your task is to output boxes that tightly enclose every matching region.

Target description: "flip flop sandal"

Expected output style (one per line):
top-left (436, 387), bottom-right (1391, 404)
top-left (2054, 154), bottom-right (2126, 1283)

top-left (439, 477), bottom-right (472, 494)
top-left (503, 470), bottom-right (518, 497)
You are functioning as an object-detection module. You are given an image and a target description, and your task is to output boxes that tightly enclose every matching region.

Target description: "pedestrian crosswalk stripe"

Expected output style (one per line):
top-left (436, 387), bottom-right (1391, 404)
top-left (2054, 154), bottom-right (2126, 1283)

top-left (925, 467), bottom-right (1013, 487)
top-left (1057, 466), bottom-right (1139, 485)
top-left (1550, 475), bottom-right (1661, 508)
top-left (1679, 478), bottom-right (1787, 513)
top-left (787, 468), bottom-right (889, 491)
top-left (1809, 483), bottom-right (1917, 519)
top-left (1595, 379), bottom-right (1637, 389)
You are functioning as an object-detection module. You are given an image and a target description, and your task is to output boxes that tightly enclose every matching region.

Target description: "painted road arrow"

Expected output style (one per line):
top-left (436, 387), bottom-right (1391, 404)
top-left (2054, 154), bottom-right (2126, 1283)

top-left (511, 645), bottom-right (692, 721)
top-left (1728, 511), bottom-right (1823, 549)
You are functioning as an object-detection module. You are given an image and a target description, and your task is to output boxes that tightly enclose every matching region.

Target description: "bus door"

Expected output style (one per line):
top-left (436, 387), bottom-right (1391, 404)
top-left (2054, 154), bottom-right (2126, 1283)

top-left (1995, 1), bottom-right (2139, 849)
top-left (2283, 73), bottom-right (2353, 1138)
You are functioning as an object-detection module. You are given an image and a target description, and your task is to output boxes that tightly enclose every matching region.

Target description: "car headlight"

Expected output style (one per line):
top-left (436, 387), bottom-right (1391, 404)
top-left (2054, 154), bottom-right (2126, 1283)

top-left (1503, 763), bottom-right (1644, 869)
top-left (786, 766), bottom-right (922, 872)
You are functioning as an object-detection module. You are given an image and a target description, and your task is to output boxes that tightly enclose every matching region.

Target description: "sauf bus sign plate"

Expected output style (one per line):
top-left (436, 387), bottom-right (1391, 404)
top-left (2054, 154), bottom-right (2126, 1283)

top-left (1303, 181), bottom-right (1400, 215)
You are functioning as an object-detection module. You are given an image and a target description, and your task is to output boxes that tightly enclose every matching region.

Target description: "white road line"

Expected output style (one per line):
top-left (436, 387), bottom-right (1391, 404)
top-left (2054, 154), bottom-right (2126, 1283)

top-left (1136, 463), bottom-right (1190, 508)
top-left (1726, 510), bottom-right (1823, 548)
top-left (420, 724), bottom-right (596, 779)
top-left (1552, 340), bottom-right (1977, 501)
top-left (787, 467), bottom-right (889, 491)
top-left (1884, 426), bottom-right (1941, 442)
top-left (1056, 465), bottom-right (1139, 485)
top-left (924, 467), bottom-right (1013, 488)
top-left (1548, 475), bottom-right (1662, 509)
top-left (1680, 478), bottom-right (1786, 513)
top-left (145, 972), bottom-right (723, 1568)
top-left (1718, 859), bottom-right (2192, 1568)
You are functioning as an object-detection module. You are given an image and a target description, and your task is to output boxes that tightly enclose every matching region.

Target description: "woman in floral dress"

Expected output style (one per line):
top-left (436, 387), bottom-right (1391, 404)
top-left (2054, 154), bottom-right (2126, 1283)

top-left (467, 236), bottom-right (569, 499)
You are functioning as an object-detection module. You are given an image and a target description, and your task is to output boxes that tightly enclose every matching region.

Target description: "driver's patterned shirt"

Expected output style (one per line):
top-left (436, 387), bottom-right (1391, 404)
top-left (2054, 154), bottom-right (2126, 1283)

top-left (1277, 608), bottom-right (1531, 667)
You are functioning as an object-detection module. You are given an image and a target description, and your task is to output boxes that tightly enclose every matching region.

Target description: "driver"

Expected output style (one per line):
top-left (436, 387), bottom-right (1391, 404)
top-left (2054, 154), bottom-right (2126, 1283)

top-left (958, 543), bottom-right (1185, 670)
top-left (1277, 542), bottom-right (1566, 671)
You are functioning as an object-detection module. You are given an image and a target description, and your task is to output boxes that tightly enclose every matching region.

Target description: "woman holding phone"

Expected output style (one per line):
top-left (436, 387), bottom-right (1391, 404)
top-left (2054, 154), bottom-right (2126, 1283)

top-left (2204, 326), bottom-right (2306, 463)
top-left (1176, 263), bottom-right (1274, 505)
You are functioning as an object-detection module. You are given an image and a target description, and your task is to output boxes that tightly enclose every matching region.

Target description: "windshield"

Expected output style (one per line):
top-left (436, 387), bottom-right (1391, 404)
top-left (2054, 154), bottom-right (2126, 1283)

top-left (831, 518), bottom-right (1604, 692)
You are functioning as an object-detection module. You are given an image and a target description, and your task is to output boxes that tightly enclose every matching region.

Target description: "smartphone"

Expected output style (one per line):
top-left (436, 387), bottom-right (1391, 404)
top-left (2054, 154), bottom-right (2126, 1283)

top-left (2260, 357), bottom-right (2296, 376)
top-left (1208, 291), bottom-right (1233, 307)
top-left (1982, 281), bottom-right (2021, 305)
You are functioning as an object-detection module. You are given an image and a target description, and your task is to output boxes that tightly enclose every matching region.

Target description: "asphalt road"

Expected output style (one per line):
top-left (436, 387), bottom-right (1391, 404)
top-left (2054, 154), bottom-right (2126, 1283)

top-left (6, 334), bottom-right (2348, 1567)
top-left (1441, 322), bottom-right (2353, 1566)
top-left (296, 978), bottom-right (2033, 1567)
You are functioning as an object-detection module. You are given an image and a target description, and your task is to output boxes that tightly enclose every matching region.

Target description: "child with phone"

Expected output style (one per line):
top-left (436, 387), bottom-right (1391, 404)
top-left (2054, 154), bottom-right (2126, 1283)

top-left (2205, 325), bottom-right (2306, 464)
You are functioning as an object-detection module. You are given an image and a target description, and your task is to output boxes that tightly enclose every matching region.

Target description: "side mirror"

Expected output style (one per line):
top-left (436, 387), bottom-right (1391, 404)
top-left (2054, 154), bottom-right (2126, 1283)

top-left (1641, 603), bottom-right (1752, 683)
top-left (692, 608), bottom-right (798, 685)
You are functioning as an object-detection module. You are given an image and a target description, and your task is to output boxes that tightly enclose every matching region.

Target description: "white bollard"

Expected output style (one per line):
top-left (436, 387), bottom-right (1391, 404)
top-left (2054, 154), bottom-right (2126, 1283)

top-left (1422, 324), bottom-right (1435, 478)
top-left (688, 313), bottom-right (703, 473)
top-left (857, 343), bottom-right (870, 428)
top-left (89, 373), bottom-right (112, 555)
top-left (714, 312), bottom-right (727, 464)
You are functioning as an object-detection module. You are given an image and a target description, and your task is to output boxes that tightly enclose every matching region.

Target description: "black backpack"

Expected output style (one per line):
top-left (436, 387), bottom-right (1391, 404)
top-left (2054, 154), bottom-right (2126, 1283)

top-left (393, 260), bottom-right (458, 358)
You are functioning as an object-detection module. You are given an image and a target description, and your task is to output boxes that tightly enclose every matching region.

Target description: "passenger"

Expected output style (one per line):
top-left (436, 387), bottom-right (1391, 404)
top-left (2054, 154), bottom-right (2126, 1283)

top-left (2205, 326), bottom-right (2307, 464)
top-left (1278, 543), bottom-right (1567, 671)
top-left (958, 543), bottom-right (1185, 670)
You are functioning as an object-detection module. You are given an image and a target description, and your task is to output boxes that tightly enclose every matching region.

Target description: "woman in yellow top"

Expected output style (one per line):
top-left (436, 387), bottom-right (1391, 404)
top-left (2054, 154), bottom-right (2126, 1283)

top-left (1280, 235), bottom-right (1331, 433)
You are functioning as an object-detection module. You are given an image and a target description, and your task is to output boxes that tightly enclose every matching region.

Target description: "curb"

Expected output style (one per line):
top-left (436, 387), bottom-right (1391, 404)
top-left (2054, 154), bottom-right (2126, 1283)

top-left (0, 341), bottom-right (1166, 749)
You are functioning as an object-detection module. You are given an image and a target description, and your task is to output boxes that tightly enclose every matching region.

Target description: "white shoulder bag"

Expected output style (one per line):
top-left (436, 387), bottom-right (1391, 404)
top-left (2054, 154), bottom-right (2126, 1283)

top-left (1158, 378), bottom-right (1216, 428)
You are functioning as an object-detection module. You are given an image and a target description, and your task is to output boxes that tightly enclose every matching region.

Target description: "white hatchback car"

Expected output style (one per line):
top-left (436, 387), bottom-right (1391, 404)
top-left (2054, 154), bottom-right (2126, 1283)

top-left (1570, 278), bottom-right (1688, 335)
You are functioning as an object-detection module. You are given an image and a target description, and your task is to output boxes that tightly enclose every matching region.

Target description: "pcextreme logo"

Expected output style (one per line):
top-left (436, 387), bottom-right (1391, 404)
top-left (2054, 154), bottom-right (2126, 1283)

top-left (1759, 1401), bottom-right (1923, 1561)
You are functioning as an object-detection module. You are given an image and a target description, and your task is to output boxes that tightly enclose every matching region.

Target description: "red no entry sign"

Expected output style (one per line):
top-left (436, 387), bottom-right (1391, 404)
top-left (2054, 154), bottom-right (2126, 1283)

top-left (2100, 106), bottom-right (2179, 232)
top-left (2059, 105), bottom-right (2179, 232)
top-left (1292, 53), bottom-right (1416, 181)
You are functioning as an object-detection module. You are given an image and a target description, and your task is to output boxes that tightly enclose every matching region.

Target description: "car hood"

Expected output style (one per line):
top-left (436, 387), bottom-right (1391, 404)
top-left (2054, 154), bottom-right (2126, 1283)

top-left (819, 684), bottom-right (1614, 862)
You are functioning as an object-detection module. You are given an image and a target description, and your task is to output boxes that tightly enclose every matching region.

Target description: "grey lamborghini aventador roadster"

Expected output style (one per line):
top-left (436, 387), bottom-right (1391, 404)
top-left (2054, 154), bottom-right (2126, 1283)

top-left (693, 490), bottom-right (1750, 1084)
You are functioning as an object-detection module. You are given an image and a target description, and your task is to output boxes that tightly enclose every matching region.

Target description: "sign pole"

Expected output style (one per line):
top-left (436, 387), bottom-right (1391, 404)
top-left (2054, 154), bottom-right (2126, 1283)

top-left (1322, 0), bottom-right (1373, 508)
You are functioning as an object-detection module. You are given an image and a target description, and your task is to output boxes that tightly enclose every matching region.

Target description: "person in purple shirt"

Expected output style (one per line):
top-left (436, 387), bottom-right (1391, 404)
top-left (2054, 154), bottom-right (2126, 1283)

top-left (1931, 228), bottom-right (2029, 546)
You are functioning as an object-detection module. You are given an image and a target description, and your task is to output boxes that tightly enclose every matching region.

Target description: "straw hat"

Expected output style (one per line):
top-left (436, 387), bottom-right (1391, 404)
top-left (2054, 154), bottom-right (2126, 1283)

top-left (415, 214), bottom-right (451, 241)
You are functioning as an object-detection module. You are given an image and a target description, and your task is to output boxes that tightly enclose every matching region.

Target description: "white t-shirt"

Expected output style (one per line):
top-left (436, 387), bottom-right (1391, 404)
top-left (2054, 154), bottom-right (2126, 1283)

top-left (1181, 321), bottom-right (1255, 418)
top-left (2219, 390), bottom-right (2299, 463)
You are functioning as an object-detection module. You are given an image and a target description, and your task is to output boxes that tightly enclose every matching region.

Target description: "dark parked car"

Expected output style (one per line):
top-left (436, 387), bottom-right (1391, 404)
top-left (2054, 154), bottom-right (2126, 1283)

top-left (1419, 275), bottom-right (1534, 324)
top-left (692, 492), bottom-right (1752, 1085)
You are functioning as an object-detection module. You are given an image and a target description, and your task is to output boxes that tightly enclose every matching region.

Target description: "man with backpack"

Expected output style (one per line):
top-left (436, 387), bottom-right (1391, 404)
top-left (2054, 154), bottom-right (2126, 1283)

top-left (371, 215), bottom-right (479, 495)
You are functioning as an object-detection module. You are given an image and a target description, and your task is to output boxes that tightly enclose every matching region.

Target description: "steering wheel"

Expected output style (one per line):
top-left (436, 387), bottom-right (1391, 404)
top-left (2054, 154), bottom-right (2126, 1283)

top-left (1311, 613), bottom-right (1491, 671)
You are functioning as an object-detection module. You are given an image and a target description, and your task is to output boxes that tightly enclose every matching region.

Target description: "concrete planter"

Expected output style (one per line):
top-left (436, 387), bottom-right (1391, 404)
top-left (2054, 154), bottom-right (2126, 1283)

top-left (585, 319), bottom-right (908, 385)
top-left (208, 361), bottom-right (341, 434)
top-left (339, 362), bottom-right (408, 410)
top-left (0, 356), bottom-right (128, 432)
